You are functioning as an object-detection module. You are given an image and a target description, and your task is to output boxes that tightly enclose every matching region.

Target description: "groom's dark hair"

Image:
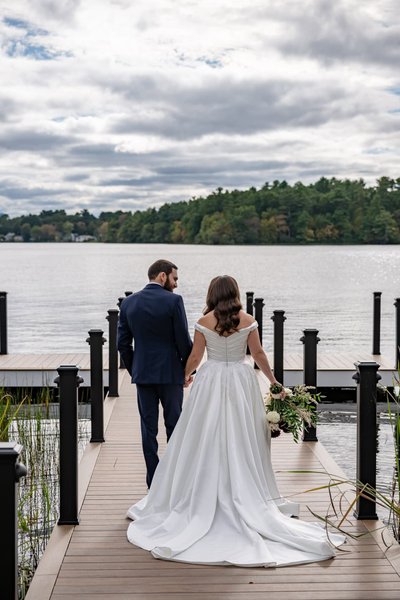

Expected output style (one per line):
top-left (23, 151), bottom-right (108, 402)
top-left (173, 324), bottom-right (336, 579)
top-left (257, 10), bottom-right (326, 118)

top-left (148, 259), bottom-right (178, 280)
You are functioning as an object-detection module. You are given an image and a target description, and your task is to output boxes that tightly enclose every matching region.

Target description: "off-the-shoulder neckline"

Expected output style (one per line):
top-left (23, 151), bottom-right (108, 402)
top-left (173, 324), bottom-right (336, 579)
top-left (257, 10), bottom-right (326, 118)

top-left (195, 322), bottom-right (257, 337)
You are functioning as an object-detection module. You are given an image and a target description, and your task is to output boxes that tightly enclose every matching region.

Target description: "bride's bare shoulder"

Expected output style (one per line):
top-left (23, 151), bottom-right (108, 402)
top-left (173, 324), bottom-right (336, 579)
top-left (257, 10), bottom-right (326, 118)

top-left (239, 310), bottom-right (256, 327)
top-left (197, 313), bottom-right (216, 327)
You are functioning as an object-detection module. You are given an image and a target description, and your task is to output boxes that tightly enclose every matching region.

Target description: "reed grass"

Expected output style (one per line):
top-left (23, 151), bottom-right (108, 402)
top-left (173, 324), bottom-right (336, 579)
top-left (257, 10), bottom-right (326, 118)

top-left (287, 377), bottom-right (400, 546)
top-left (0, 388), bottom-right (90, 599)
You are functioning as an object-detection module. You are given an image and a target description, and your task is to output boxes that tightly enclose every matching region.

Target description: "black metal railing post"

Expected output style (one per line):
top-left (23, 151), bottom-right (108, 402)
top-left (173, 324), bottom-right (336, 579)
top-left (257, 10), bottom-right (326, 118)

top-left (372, 292), bottom-right (382, 355)
top-left (253, 298), bottom-right (265, 369)
top-left (246, 291), bottom-right (254, 316)
top-left (352, 361), bottom-right (380, 520)
top-left (246, 291), bottom-right (254, 355)
top-left (0, 291), bottom-right (7, 355)
top-left (106, 309), bottom-right (119, 397)
top-left (54, 365), bottom-right (82, 525)
top-left (395, 298), bottom-right (400, 368)
top-left (0, 442), bottom-right (27, 600)
top-left (87, 329), bottom-right (106, 443)
top-left (117, 296), bottom-right (126, 369)
top-left (300, 329), bottom-right (320, 441)
top-left (271, 310), bottom-right (286, 384)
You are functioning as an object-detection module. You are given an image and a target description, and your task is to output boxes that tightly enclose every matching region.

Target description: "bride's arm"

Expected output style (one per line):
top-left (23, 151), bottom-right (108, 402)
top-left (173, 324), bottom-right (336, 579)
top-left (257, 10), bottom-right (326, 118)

top-left (184, 330), bottom-right (206, 382)
top-left (247, 329), bottom-right (279, 385)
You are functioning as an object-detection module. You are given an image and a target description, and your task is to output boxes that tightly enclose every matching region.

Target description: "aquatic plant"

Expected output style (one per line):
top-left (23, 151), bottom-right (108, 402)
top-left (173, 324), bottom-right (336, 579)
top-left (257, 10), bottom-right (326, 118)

top-left (0, 388), bottom-right (90, 599)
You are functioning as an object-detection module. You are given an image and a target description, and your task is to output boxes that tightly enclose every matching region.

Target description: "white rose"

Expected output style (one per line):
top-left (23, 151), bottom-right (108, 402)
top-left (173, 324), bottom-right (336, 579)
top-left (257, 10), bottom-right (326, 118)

top-left (264, 395), bottom-right (272, 406)
top-left (266, 411), bottom-right (280, 424)
top-left (284, 387), bottom-right (293, 396)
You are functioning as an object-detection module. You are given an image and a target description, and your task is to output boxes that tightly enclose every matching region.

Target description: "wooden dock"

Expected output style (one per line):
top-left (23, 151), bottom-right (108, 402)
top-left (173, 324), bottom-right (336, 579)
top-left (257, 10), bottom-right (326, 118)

top-left (24, 371), bottom-right (400, 600)
top-left (0, 353), bottom-right (109, 387)
top-left (0, 351), bottom-right (397, 388)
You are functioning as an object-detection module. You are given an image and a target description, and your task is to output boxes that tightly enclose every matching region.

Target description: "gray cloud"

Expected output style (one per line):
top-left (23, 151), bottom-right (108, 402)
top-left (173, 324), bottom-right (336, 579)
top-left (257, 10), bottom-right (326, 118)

top-left (271, 0), bottom-right (400, 68)
top-left (19, 0), bottom-right (82, 25)
top-left (109, 76), bottom-right (355, 141)
top-left (0, 129), bottom-right (73, 151)
top-left (0, 184), bottom-right (68, 199)
top-left (0, 96), bottom-right (18, 123)
top-left (101, 159), bottom-right (287, 185)
top-left (63, 172), bottom-right (89, 182)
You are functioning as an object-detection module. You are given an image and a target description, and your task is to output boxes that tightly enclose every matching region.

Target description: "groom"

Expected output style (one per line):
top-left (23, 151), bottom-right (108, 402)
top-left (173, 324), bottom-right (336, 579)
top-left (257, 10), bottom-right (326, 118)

top-left (117, 259), bottom-right (193, 488)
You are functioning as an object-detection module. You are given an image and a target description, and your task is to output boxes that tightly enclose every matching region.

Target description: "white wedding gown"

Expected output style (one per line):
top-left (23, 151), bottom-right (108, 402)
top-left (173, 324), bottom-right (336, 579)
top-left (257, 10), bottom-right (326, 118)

top-left (127, 322), bottom-right (345, 567)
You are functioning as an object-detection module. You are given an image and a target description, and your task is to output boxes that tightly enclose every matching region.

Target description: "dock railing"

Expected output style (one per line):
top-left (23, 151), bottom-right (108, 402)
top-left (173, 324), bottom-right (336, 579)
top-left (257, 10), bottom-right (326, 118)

top-left (395, 298), bottom-right (400, 368)
top-left (353, 360), bottom-right (381, 521)
top-left (0, 442), bottom-right (27, 600)
top-left (106, 309), bottom-right (119, 397)
top-left (373, 291), bottom-right (382, 355)
top-left (87, 329), bottom-right (106, 443)
top-left (55, 365), bottom-right (83, 525)
top-left (0, 291), bottom-right (7, 355)
top-left (271, 309), bottom-right (286, 385)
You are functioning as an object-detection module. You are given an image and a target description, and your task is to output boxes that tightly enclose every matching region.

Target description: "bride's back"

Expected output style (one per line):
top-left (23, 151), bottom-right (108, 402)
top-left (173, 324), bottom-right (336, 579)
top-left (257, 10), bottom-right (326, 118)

top-left (195, 318), bottom-right (257, 363)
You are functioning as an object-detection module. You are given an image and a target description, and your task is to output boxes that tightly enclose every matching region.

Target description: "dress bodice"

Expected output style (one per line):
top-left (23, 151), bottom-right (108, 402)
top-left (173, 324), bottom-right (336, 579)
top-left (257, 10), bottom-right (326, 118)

top-left (194, 322), bottom-right (258, 363)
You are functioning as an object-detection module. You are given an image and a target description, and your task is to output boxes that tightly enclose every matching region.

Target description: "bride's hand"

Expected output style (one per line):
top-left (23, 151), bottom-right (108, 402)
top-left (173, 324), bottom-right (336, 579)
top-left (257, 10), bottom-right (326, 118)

top-left (271, 380), bottom-right (286, 399)
top-left (275, 383), bottom-right (286, 399)
top-left (184, 374), bottom-right (194, 388)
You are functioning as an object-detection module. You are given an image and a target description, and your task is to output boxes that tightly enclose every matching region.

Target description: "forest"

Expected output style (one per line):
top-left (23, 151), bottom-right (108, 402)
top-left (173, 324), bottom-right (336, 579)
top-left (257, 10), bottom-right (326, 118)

top-left (1, 177), bottom-right (400, 244)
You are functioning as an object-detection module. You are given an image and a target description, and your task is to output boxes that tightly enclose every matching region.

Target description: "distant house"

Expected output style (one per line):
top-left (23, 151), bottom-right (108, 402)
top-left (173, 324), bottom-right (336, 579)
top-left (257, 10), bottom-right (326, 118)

top-left (74, 234), bottom-right (97, 242)
top-left (1, 233), bottom-right (27, 242)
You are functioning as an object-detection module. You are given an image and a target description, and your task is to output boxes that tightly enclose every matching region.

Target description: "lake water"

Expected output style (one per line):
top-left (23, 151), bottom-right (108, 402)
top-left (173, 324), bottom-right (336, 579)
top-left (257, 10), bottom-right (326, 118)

top-left (1, 243), bottom-right (399, 356)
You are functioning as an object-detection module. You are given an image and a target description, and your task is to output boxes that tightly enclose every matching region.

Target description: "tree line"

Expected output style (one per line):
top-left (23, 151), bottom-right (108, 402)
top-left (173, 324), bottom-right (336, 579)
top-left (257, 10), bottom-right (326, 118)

top-left (1, 177), bottom-right (400, 244)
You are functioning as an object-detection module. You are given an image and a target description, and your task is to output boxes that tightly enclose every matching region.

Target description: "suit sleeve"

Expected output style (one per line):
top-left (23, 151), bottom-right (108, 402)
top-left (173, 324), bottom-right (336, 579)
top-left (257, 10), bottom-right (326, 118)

top-left (117, 302), bottom-right (134, 376)
top-left (172, 295), bottom-right (193, 366)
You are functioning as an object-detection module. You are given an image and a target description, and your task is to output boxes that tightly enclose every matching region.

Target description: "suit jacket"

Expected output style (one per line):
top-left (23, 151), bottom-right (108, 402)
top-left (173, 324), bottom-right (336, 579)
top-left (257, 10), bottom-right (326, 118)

top-left (117, 283), bottom-right (193, 385)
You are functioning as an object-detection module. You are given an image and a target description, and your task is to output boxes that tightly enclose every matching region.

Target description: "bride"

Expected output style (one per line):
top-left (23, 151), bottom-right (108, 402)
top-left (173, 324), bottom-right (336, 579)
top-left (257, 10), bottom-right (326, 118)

top-left (127, 275), bottom-right (345, 567)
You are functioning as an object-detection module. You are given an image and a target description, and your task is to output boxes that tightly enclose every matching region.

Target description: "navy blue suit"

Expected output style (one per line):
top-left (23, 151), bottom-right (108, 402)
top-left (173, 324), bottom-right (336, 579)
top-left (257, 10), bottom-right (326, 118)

top-left (117, 283), bottom-right (192, 487)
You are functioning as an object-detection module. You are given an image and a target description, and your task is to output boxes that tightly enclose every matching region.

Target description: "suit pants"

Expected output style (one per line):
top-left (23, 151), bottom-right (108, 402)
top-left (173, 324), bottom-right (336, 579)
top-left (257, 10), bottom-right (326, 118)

top-left (136, 384), bottom-right (183, 488)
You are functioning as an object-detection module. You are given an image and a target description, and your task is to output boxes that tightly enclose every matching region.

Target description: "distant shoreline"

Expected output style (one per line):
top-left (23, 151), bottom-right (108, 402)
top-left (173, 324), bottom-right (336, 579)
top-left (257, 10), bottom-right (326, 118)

top-left (1, 240), bottom-right (400, 246)
top-left (1, 177), bottom-right (400, 244)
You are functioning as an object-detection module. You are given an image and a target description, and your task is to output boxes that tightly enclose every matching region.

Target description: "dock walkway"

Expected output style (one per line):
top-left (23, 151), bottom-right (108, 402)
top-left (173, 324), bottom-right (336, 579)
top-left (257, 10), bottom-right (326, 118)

top-left (25, 371), bottom-right (400, 600)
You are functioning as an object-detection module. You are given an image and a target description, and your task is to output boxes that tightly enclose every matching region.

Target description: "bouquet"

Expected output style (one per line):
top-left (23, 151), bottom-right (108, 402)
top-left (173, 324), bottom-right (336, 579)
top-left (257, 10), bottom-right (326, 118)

top-left (265, 383), bottom-right (319, 443)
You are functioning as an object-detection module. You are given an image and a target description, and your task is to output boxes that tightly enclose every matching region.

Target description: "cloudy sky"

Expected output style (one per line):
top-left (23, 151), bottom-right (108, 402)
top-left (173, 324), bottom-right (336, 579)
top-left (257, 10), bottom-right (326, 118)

top-left (0, 0), bottom-right (399, 217)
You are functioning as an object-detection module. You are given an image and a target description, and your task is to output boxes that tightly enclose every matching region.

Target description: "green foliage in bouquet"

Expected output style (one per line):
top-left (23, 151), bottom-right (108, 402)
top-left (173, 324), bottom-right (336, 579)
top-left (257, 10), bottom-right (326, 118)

top-left (265, 383), bottom-right (320, 443)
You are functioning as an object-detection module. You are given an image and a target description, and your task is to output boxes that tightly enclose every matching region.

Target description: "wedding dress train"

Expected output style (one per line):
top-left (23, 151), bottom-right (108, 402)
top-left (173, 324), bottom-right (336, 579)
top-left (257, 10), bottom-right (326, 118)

top-left (127, 322), bottom-right (345, 567)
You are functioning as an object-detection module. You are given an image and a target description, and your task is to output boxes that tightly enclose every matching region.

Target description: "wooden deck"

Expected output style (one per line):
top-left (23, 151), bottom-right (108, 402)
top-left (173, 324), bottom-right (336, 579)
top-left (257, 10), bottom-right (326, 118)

top-left (0, 351), bottom-right (397, 388)
top-left (0, 353), bottom-right (109, 387)
top-left (25, 372), bottom-right (400, 600)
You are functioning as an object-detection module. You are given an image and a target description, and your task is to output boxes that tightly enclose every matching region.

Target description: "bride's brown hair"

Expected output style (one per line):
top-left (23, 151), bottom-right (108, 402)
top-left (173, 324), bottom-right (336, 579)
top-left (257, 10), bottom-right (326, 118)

top-left (204, 275), bottom-right (243, 335)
